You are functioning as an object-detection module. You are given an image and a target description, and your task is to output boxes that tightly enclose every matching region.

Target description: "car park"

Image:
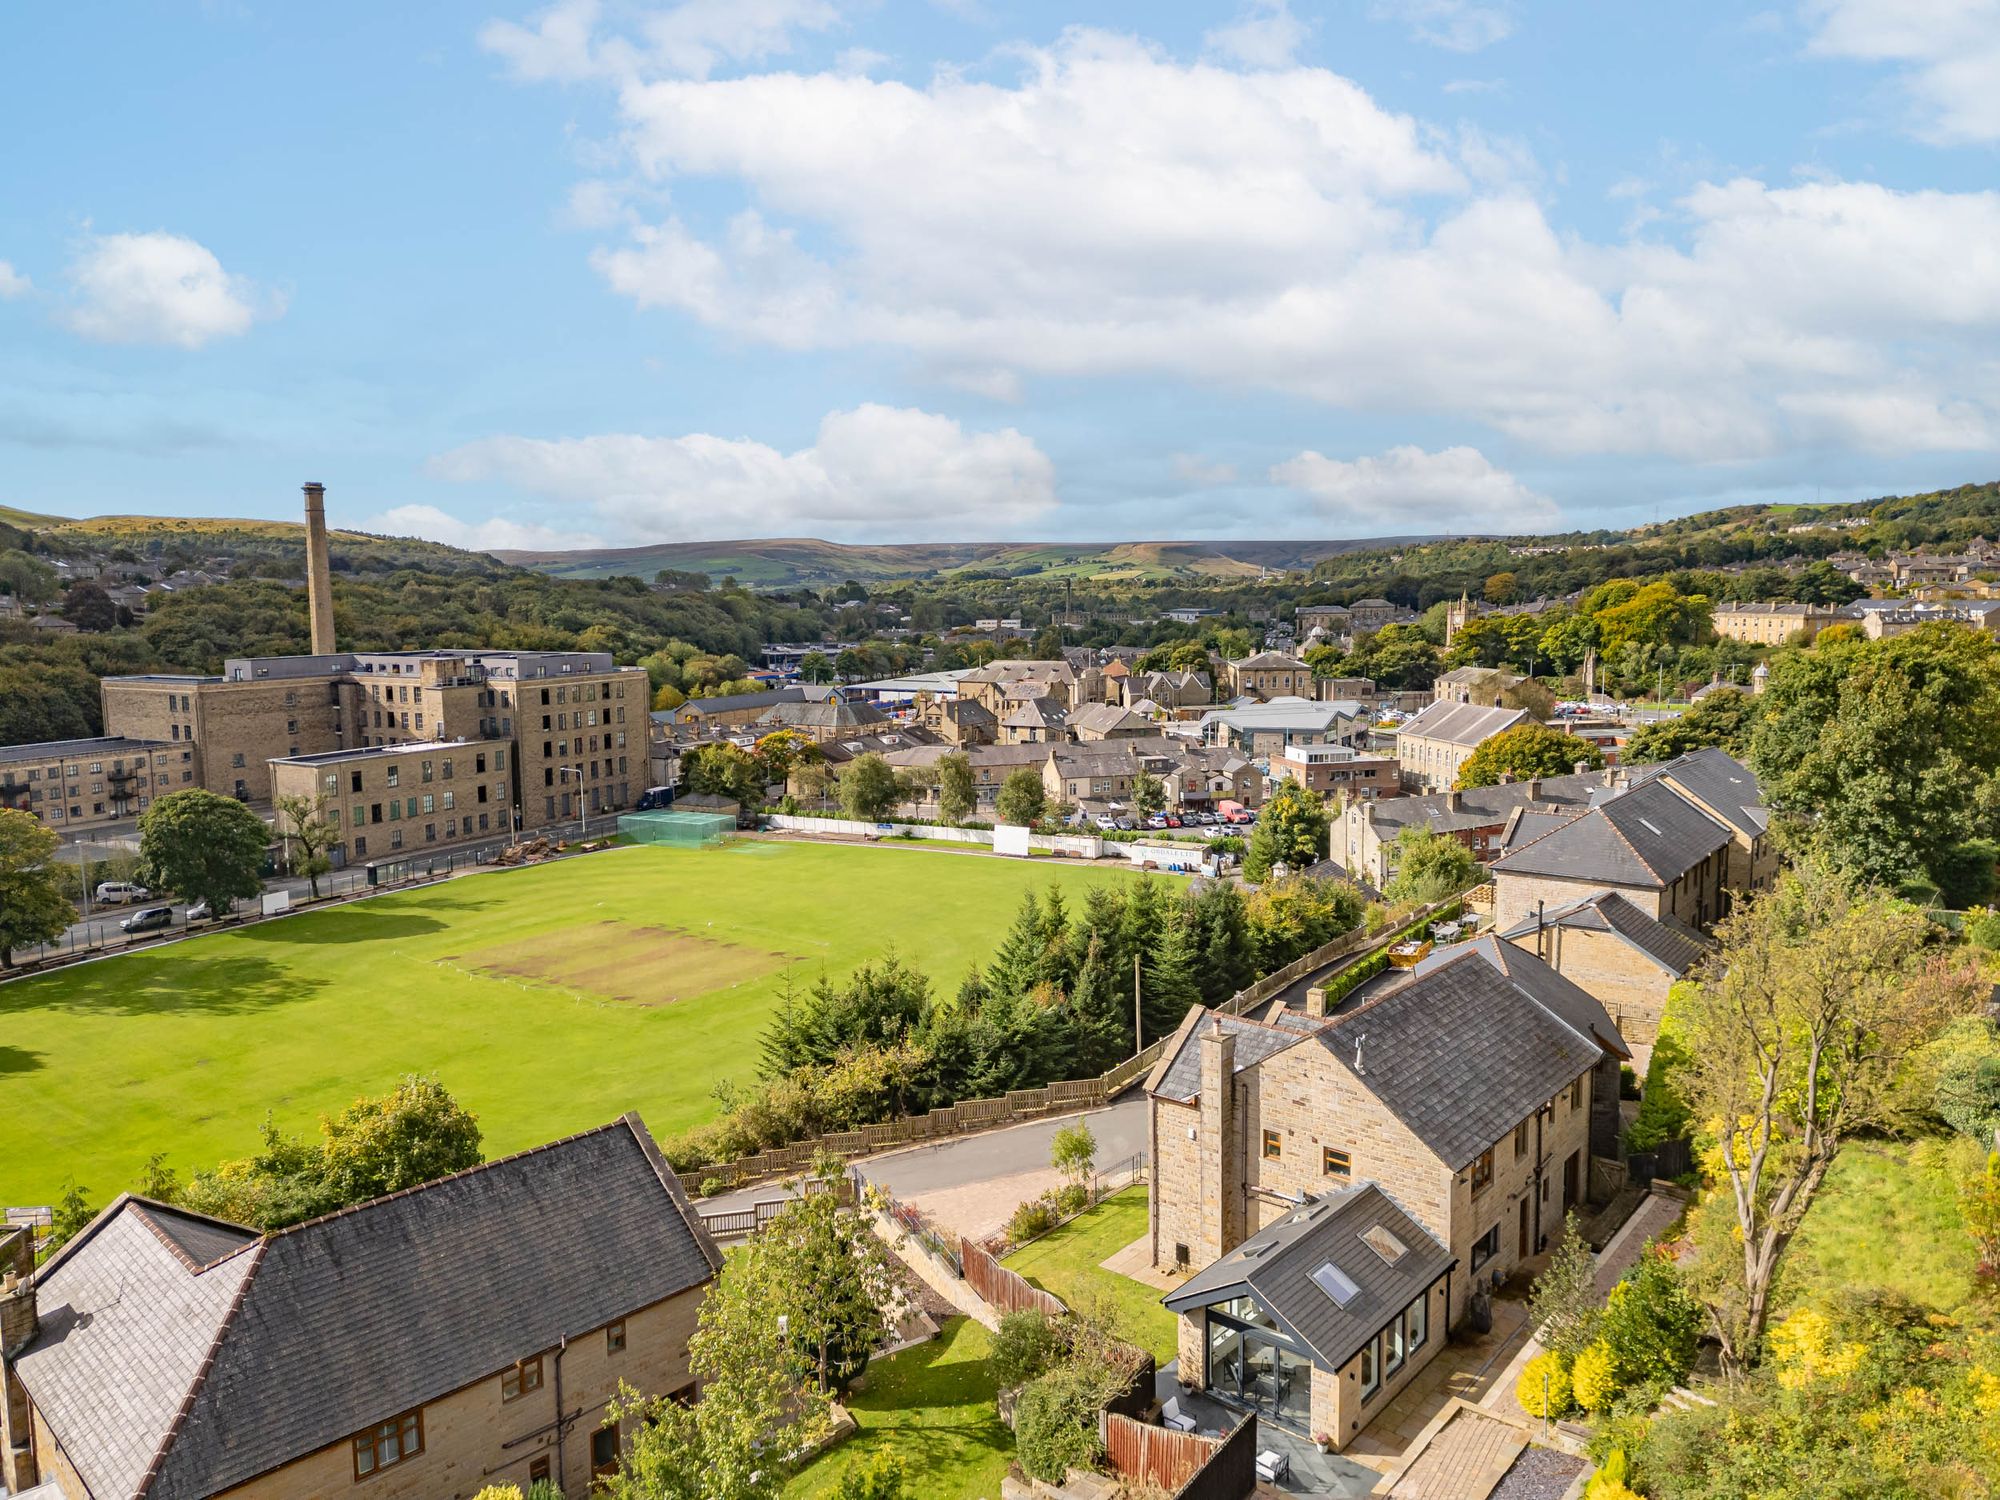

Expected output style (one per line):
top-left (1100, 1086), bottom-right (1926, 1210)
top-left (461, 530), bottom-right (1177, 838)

top-left (119, 905), bottom-right (174, 935)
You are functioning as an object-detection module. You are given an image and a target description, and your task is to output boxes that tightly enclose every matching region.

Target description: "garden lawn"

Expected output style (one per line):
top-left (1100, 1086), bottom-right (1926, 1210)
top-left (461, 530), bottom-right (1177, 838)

top-left (0, 841), bottom-right (1156, 1207)
top-left (784, 1317), bottom-right (1012, 1500)
top-left (1785, 1138), bottom-right (1979, 1314)
top-left (1004, 1186), bottom-right (1176, 1363)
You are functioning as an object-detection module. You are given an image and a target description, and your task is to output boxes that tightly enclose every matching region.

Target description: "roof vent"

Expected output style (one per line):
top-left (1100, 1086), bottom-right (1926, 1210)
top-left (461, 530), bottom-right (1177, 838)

top-left (1310, 1260), bottom-right (1362, 1308)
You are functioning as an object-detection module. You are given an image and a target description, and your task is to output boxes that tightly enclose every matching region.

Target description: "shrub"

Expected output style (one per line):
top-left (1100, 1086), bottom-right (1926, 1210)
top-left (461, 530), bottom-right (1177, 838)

top-left (1015, 1363), bottom-right (1107, 1481)
top-left (1598, 1252), bottom-right (1700, 1391)
top-left (1624, 998), bottom-right (1693, 1153)
top-left (1585, 1450), bottom-right (1643, 1500)
top-left (991, 1310), bottom-right (1067, 1389)
top-left (1009, 1196), bottom-right (1060, 1243)
top-left (1967, 908), bottom-right (2000, 951)
top-left (1571, 1340), bottom-right (1621, 1412)
top-left (1515, 1350), bottom-right (1573, 1418)
top-left (1053, 1182), bottom-right (1089, 1217)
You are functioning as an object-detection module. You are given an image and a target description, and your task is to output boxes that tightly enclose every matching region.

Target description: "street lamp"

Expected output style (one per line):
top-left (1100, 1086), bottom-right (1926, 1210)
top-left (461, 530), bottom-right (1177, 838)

top-left (558, 764), bottom-right (588, 839)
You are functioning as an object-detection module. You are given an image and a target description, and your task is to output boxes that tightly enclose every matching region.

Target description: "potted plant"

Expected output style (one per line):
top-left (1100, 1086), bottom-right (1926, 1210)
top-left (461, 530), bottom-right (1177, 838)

top-left (1314, 1433), bottom-right (1332, 1454)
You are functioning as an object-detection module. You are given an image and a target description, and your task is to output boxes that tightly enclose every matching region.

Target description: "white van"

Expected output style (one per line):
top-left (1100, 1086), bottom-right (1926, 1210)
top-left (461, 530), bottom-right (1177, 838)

top-left (94, 881), bottom-right (151, 906)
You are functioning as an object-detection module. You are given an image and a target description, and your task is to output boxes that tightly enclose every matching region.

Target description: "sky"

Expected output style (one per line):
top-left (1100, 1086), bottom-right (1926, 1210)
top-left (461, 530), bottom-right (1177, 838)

top-left (3, 1), bottom-right (1999, 550)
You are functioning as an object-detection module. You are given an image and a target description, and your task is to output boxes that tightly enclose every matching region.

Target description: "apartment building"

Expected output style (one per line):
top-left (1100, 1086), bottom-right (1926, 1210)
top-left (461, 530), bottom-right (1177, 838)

top-left (1710, 601), bottom-right (1842, 646)
top-left (0, 736), bottom-right (187, 835)
top-left (270, 741), bottom-right (516, 865)
top-left (1268, 744), bottom-right (1400, 801)
top-left (1392, 702), bottom-right (1529, 792)
top-left (101, 670), bottom-right (345, 805)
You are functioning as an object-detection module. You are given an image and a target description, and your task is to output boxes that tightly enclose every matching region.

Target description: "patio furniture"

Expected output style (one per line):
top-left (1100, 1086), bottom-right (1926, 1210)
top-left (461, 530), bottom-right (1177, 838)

top-left (1256, 1449), bottom-right (1291, 1483)
top-left (1161, 1396), bottom-right (1197, 1433)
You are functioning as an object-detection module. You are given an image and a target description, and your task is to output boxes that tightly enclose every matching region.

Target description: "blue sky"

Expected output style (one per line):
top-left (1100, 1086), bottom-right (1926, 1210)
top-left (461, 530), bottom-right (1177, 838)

top-left (3, 1), bottom-right (1998, 548)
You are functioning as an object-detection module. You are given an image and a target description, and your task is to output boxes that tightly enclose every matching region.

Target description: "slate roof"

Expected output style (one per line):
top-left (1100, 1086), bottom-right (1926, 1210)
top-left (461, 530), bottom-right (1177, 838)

top-left (1396, 701), bottom-right (1529, 748)
top-left (1497, 890), bottom-right (1709, 978)
top-left (1233, 651), bottom-right (1310, 670)
top-left (1356, 770), bottom-right (1606, 836)
top-left (1316, 943), bottom-right (1613, 1168)
top-left (1163, 1185), bottom-right (1452, 1373)
top-left (1416, 935), bottom-right (1631, 1061)
top-left (1001, 697), bottom-right (1068, 730)
top-left (1147, 1011), bottom-right (1321, 1103)
top-left (14, 1204), bottom-right (261, 1500)
top-left (18, 1115), bottom-right (720, 1500)
top-left (1651, 746), bottom-right (1768, 838)
top-left (1491, 777), bottom-right (1732, 889)
top-left (1071, 704), bottom-right (1151, 735)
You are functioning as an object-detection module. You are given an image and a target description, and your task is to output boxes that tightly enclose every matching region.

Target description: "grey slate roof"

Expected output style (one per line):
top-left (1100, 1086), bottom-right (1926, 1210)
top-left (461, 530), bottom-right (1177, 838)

top-left (1396, 701), bottom-right (1529, 748)
top-left (1163, 1184), bottom-right (1452, 1372)
top-left (1422, 936), bottom-right (1631, 1062)
top-left (1497, 890), bottom-right (1709, 977)
top-left (1148, 1012), bottom-right (1321, 1103)
top-left (19, 1115), bottom-right (719, 1500)
top-left (1358, 770), bottom-right (1606, 836)
top-left (1317, 943), bottom-right (1611, 1168)
top-left (14, 1203), bottom-right (262, 1500)
top-left (1651, 746), bottom-right (1768, 838)
top-left (1492, 777), bottom-right (1731, 890)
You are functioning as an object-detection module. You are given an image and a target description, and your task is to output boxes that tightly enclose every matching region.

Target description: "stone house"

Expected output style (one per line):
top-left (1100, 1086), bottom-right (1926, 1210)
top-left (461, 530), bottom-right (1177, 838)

top-left (1335, 770), bottom-right (1609, 886)
top-left (1146, 939), bottom-right (1625, 1451)
top-left (1225, 652), bottom-right (1312, 702)
top-left (999, 696), bottom-right (1069, 744)
top-left (1268, 744), bottom-right (1400, 802)
top-left (1294, 603), bottom-right (1353, 638)
top-left (913, 693), bottom-right (998, 746)
top-left (1647, 747), bottom-right (1778, 902)
top-left (1069, 704), bottom-right (1155, 741)
top-left (1498, 890), bottom-right (1710, 1046)
top-left (1489, 775), bottom-right (1735, 931)
top-left (1710, 601), bottom-right (1843, 645)
top-left (0, 1114), bottom-right (720, 1500)
top-left (881, 741), bottom-right (1051, 815)
top-left (1430, 667), bottom-right (1523, 707)
top-left (1121, 669), bottom-right (1213, 715)
top-left (1392, 702), bottom-right (1529, 792)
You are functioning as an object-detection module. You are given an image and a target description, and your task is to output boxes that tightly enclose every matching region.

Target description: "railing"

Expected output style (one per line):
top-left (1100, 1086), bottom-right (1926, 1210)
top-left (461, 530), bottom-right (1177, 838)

top-left (696, 1197), bottom-right (790, 1240)
top-left (882, 1187), bottom-right (962, 1277)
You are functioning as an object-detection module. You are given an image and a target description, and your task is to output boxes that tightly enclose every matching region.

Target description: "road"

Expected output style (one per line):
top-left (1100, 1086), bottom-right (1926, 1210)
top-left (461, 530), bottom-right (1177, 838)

top-left (700, 1095), bottom-right (1149, 1222)
top-left (36, 816), bottom-right (612, 961)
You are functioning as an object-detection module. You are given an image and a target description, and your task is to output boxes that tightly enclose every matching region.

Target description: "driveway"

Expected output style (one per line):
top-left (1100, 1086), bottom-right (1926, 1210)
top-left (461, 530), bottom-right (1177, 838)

top-left (701, 1095), bottom-right (1149, 1237)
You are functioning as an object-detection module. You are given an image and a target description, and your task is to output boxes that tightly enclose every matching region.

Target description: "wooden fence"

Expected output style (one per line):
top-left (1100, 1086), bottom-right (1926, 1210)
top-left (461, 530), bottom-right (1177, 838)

top-left (1102, 1410), bottom-right (1259, 1500)
top-left (961, 1238), bottom-right (1067, 1319)
top-left (688, 890), bottom-right (1476, 1191)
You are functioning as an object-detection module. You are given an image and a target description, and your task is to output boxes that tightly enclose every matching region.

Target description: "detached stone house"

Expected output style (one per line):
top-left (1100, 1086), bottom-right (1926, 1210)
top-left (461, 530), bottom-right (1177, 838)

top-left (1225, 652), bottom-right (1312, 702)
top-left (1, 1115), bottom-right (720, 1500)
top-left (1430, 667), bottom-right (1523, 707)
top-left (1146, 939), bottom-right (1626, 1452)
top-left (1498, 890), bottom-right (1710, 1046)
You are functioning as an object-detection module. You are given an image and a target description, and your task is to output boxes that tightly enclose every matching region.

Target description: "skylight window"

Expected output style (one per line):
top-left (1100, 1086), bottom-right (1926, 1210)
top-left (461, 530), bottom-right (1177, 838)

top-left (1638, 818), bottom-right (1663, 836)
top-left (1360, 1225), bottom-right (1407, 1266)
top-left (1310, 1260), bottom-right (1361, 1308)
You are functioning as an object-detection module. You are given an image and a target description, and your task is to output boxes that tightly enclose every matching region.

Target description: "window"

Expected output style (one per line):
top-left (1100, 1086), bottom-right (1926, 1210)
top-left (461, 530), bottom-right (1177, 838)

top-left (1383, 1310), bottom-right (1406, 1377)
top-left (1261, 1130), bottom-right (1281, 1160)
top-left (591, 1423), bottom-right (620, 1479)
top-left (1405, 1291), bottom-right (1428, 1354)
top-left (607, 1320), bottom-right (627, 1354)
top-left (387, 766), bottom-right (400, 788)
top-left (231, 752), bottom-right (245, 768)
top-left (1323, 1147), bottom-right (1351, 1177)
top-left (503, 1356), bottom-right (544, 1402)
top-left (353, 1408), bottom-right (423, 1478)
top-left (1359, 1339), bottom-right (1379, 1401)
top-left (421, 760), bottom-right (434, 783)
top-left (530, 1457), bottom-right (551, 1485)
top-left (1513, 1121), bottom-right (1530, 1160)
top-left (1470, 1148), bottom-right (1494, 1195)
top-left (1570, 1076), bottom-right (1585, 1111)
top-left (1470, 1223), bottom-right (1501, 1272)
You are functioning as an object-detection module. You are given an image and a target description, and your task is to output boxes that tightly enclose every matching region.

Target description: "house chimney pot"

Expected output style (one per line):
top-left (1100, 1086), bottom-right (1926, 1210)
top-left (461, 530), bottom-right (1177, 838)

top-left (1526, 777), bottom-right (1542, 802)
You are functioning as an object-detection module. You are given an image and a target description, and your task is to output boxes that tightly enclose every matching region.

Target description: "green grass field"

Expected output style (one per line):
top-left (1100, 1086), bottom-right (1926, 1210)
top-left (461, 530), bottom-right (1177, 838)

top-left (1004, 1187), bottom-right (1176, 1363)
top-left (783, 1317), bottom-right (1012, 1500)
top-left (0, 842), bottom-right (1152, 1208)
top-left (1784, 1138), bottom-right (1980, 1314)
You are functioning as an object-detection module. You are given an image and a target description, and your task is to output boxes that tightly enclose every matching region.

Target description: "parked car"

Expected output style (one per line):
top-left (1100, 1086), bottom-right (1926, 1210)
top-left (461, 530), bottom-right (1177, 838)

top-left (1164, 814), bottom-right (1182, 827)
top-left (1114, 817), bottom-right (1137, 831)
top-left (186, 898), bottom-right (229, 921)
top-left (1093, 814), bottom-right (1118, 831)
top-left (119, 905), bottom-right (174, 935)
top-left (1144, 815), bottom-right (1169, 830)
top-left (94, 881), bottom-right (150, 906)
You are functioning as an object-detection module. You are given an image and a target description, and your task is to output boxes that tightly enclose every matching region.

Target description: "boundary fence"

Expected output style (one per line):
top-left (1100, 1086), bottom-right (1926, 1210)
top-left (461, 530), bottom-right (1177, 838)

top-left (687, 891), bottom-right (1479, 1191)
top-left (961, 1238), bottom-right (1066, 1318)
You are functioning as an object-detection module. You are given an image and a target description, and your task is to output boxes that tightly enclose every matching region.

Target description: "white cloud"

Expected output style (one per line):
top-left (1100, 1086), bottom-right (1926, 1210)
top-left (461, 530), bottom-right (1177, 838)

top-left (1372, 0), bottom-right (1514, 52)
top-left (362, 504), bottom-right (602, 553)
top-left (61, 232), bottom-right (276, 349)
top-left (481, 0), bottom-right (840, 83)
top-left (493, 15), bottom-right (2000, 468)
top-left (1204, 1), bottom-right (1308, 68)
top-left (1806, 0), bottom-right (2000, 144)
top-left (427, 404), bottom-right (1056, 540)
top-left (0, 261), bottom-right (29, 299)
top-left (1272, 444), bottom-right (1559, 531)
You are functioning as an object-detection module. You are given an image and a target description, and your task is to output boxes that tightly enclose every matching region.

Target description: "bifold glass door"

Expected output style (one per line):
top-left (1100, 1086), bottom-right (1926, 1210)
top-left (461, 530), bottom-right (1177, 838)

top-left (1205, 1315), bottom-right (1312, 1428)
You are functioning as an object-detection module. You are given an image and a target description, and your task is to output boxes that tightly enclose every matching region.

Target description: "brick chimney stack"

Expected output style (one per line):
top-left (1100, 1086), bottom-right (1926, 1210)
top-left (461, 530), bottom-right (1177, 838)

top-left (302, 481), bottom-right (335, 656)
top-left (1196, 1016), bottom-right (1239, 1269)
top-left (0, 1222), bottom-right (40, 1493)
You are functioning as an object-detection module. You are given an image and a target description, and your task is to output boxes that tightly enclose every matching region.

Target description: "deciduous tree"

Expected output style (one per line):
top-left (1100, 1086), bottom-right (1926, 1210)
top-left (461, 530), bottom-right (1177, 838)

top-left (1457, 723), bottom-right (1603, 787)
top-left (0, 808), bottom-right (76, 966)
top-left (274, 791), bottom-right (337, 899)
top-left (137, 789), bottom-right (269, 915)
top-left (1383, 826), bottom-right (1478, 904)
top-left (1243, 780), bottom-right (1329, 882)
top-left (996, 767), bottom-right (1046, 827)
top-left (937, 750), bottom-right (976, 824)
top-left (839, 751), bottom-right (900, 821)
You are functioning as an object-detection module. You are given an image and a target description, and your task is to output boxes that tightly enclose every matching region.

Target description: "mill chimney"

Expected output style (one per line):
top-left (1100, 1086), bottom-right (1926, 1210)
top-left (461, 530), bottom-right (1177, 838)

top-left (302, 482), bottom-right (335, 656)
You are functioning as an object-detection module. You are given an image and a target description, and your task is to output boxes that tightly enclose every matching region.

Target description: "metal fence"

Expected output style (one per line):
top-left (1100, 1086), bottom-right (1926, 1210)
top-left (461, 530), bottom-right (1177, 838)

top-left (882, 1188), bottom-right (963, 1277)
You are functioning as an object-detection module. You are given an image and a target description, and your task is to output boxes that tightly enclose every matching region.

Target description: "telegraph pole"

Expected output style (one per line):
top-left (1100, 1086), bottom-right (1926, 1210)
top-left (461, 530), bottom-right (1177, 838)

top-left (1133, 954), bottom-right (1143, 1054)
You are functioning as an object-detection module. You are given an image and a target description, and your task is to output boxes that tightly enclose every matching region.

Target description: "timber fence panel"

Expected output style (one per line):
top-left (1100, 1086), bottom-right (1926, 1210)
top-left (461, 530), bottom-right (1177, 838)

top-left (960, 1238), bottom-right (1067, 1318)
